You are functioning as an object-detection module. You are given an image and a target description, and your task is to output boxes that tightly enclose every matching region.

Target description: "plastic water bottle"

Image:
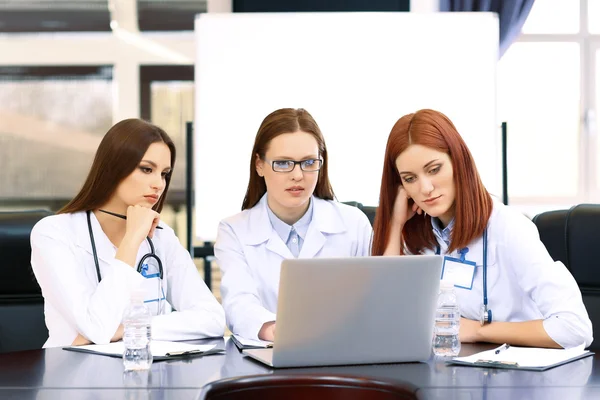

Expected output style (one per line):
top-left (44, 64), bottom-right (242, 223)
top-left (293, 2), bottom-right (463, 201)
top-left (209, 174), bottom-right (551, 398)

top-left (123, 290), bottom-right (153, 370)
top-left (432, 280), bottom-right (461, 357)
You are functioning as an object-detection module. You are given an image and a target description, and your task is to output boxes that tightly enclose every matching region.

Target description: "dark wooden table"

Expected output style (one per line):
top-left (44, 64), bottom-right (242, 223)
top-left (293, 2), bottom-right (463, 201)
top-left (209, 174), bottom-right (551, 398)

top-left (0, 338), bottom-right (597, 399)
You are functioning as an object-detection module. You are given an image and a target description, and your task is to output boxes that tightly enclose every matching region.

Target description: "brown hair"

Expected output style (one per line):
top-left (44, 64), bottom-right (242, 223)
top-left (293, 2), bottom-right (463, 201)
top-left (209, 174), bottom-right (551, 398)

top-left (371, 109), bottom-right (492, 255)
top-left (242, 108), bottom-right (335, 210)
top-left (59, 119), bottom-right (176, 214)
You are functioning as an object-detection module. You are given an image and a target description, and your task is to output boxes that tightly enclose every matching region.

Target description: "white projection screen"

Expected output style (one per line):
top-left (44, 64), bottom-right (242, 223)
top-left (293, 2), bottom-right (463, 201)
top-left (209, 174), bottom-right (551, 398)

top-left (194, 12), bottom-right (499, 241)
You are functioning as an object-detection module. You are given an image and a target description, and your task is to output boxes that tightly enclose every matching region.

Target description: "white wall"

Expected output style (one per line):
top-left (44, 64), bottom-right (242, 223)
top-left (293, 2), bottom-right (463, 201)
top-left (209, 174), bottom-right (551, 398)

top-left (194, 12), bottom-right (499, 241)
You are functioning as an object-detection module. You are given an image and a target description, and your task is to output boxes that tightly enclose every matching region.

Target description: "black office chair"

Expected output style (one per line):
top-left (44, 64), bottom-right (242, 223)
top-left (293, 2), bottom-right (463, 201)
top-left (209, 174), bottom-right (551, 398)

top-left (564, 204), bottom-right (600, 351)
top-left (531, 209), bottom-right (569, 267)
top-left (360, 205), bottom-right (377, 227)
top-left (198, 374), bottom-right (421, 400)
top-left (0, 210), bottom-right (52, 353)
top-left (341, 201), bottom-right (378, 227)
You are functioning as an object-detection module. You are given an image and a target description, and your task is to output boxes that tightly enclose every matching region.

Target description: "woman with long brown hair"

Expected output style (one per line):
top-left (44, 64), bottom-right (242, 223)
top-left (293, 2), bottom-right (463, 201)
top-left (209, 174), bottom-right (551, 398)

top-left (373, 109), bottom-right (592, 349)
top-left (215, 108), bottom-right (372, 342)
top-left (30, 119), bottom-right (225, 347)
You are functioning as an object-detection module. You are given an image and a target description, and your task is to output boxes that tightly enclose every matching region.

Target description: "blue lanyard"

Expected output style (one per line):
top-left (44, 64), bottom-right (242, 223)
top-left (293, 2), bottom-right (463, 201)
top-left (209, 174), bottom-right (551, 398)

top-left (435, 228), bottom-right (488, 306)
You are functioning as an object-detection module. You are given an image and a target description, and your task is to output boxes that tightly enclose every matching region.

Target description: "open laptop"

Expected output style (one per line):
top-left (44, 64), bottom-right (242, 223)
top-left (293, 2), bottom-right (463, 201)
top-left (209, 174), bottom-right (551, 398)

top-left (243, 255), bottom-right (443, 368)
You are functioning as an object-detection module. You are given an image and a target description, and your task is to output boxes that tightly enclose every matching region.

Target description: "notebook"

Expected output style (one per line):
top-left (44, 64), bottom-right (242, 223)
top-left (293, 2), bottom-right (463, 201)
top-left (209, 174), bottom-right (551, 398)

top-left (64, 340), bottom-right (224, 361)
top-left (449, 343), bottom-right (593, 371)
top-left (230, 335), bottom-right (273, 350)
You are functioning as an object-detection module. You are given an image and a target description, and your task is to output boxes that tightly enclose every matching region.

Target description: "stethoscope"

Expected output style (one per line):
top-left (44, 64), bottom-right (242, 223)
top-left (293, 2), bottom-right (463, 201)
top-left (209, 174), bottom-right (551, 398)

top-left (86, 210), bottom-right (164, 283)
top-left (436, 228), bottom-right (491, 326)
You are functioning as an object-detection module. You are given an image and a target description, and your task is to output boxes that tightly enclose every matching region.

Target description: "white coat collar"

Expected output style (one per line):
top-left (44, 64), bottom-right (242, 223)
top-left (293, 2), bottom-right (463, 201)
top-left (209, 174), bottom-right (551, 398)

top-left (73, 211), bottom-right (118, 265)
top-left (243, 194), bottom-right (347, 259)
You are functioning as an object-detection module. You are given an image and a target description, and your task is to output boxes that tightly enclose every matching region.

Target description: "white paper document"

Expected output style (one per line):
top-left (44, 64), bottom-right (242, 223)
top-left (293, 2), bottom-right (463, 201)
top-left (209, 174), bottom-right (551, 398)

top-left (67, 340), bottom-right (216, 357)
top-left (450, 343), bottom-right (591, 370)
top-left (231, 334), bottom-right (273, 349)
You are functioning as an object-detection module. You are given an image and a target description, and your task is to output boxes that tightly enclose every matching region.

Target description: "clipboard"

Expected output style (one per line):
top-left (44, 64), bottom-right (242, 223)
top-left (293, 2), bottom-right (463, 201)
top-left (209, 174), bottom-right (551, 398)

top-left (448, 343), bottom-right (593, 371)
top-left (230, 334), bottom-right (273, 351)
top-left (64, 340), bottom-right (225, 361)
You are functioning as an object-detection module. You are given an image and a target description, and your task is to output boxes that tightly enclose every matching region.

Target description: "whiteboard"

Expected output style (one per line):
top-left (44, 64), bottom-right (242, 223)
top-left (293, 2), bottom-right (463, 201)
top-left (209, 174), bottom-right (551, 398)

top-left (194, 12), bottom-right (498, 241)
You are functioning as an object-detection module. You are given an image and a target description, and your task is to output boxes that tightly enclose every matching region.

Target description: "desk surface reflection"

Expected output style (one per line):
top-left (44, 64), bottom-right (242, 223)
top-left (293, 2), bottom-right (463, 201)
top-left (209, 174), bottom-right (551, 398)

top-left (0, 338), bottom-right (596, 400)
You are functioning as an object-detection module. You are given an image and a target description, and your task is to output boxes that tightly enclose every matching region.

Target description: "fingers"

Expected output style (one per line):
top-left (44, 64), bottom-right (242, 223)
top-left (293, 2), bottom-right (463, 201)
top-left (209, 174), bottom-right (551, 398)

top-left (148, 216), bottom-right (160, 239)
top-left (398, 185), bottom-right (408, 198)
top-left (125, 205), bottom-right (161, 240)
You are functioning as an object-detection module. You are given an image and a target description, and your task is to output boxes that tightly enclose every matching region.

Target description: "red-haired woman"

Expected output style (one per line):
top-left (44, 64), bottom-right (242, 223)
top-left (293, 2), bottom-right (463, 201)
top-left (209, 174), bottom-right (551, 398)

top-left (372, 109), bottom-right (592, 349)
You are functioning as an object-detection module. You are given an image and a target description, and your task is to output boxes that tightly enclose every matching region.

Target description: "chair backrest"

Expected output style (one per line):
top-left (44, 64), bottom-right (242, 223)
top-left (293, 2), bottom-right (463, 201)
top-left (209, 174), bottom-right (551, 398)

top-left (564, 204), bottom-right (600, 351)
top-left (565, 204), bottom-right (600, 288)
top-left (198, 374), bottom-right (421, 400)
top-left (531, 209), bottom-right (569, 267)
top-left (533, 205), bottom-right (600, 350)
top-left (0, 209), bottom-right (52, 353)
top-left (341, 201), bottom-right (377, 227)
top-left (360, 205), bottom-right (377, 227)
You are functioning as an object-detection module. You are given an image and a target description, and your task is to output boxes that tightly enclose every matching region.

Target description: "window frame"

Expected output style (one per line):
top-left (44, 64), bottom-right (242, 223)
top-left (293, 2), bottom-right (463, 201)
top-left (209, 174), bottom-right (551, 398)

top-left (504, 0), bottom-right (600, 206)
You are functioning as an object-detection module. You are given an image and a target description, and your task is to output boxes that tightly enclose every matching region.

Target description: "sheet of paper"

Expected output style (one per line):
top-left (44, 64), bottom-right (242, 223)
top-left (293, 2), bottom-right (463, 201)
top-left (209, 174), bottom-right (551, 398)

top-left (454, 343), bottom-right (588, 368)
top-left (232, 334), bottom-right (272, 348)
top-left (72, 340), bottom-right (215, 357)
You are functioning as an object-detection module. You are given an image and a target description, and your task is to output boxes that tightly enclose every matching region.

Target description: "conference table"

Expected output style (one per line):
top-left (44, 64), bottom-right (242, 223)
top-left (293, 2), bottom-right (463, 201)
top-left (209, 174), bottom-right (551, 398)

top-left (0, 338), bottom-right (598, 399)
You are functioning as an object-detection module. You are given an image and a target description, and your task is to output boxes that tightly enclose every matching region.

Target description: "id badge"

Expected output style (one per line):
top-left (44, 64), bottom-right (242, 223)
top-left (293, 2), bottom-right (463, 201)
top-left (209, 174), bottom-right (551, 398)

top-left (441, 256), bottom-right (476, 290)
top-left (141, 275), bottom-right (165, 303)
top-left (140, 263), bottom-right (165, 303)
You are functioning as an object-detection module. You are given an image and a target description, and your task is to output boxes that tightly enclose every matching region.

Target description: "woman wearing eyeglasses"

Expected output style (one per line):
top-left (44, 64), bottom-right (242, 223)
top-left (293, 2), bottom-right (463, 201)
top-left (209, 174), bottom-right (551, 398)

top-left (214, 108), bottom-right (373, 342)
top-left (30, 119), bottom-right (225, 348)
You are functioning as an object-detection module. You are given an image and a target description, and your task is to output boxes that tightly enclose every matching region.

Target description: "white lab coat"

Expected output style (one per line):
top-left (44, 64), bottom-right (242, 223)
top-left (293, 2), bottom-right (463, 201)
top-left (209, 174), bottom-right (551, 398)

top-left (215, 195), bottom-right (373, 340)
top-left (428, 200), bottom-right (593, 348)
top-left (30, 211), bottom-right (225, 348)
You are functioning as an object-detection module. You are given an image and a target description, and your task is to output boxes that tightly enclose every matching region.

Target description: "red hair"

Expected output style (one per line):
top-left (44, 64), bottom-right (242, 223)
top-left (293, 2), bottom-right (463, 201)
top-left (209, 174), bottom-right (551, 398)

top-left (371, 109), bottom-right (492, 255)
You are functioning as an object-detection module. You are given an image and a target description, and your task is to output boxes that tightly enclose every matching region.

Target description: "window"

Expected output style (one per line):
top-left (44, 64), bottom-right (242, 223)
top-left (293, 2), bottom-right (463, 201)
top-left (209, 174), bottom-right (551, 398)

top-left (498, 0), bottom-right (600, 214)
top-left (589, 0), bottom-right (600, 33)
top-left (521, 0), bottom-right (579, 34)
top-left (140, 65), bottom-right (194, 194)
top-left (0, 66), bottom-right (113, 205)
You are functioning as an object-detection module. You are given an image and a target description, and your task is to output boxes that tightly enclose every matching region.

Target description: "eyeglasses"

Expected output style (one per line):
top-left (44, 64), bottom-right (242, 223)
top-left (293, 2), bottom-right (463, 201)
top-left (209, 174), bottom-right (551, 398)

top-left (266, 158), bottom-right (323, 173)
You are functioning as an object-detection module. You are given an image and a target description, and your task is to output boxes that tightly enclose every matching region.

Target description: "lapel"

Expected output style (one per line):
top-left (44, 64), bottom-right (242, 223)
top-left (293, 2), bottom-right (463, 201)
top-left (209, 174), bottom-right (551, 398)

top-left (242, 195), bottom-right (293, 259)
top-left (432, 228), bottom-right (449, 255)
top-left (298, 197), bottom-right (347, 259)
top-left (241, 195), bottom-right (349, 259)
top-left (73, 211), bottom-right (118, 265)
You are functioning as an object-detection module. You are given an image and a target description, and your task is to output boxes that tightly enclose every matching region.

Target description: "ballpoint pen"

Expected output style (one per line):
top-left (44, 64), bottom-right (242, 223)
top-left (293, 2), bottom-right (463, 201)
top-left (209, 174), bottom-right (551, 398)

top-left (165, 348), bottom-right (224, 357)
top-left (99, 209), bottom-right (163, 229)
top-left (495, 344), bottom-right (510, 354)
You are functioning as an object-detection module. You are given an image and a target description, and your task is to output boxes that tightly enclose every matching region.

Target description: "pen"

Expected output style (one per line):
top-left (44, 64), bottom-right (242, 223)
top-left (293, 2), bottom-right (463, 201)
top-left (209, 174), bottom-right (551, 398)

top-left (99, 209), bottom-right (163, 229)
top-left (165, 349), bottom-right (205, 357)
top-left (495, 344), bottom-right (510, 354)
top-left (165, 348), bottom-right (225, 357)
top-left (476, 359), bottom-right (519, 367)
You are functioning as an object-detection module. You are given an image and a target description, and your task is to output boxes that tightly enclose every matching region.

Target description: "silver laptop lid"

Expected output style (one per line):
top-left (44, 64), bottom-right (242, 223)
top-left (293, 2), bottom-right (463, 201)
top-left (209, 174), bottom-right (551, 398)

top-left (272, 255), bottom-right (443, 368)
